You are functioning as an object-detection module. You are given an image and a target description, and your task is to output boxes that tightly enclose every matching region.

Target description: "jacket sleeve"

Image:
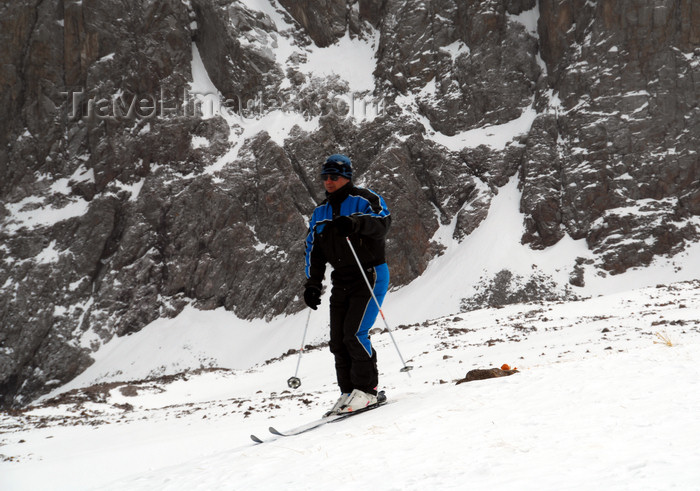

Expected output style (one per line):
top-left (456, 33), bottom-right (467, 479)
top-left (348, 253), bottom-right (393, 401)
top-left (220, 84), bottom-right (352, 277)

top-left (304, 210), bottom-right (326, 289)
top-left (355, 191), bottom-right (391, 240)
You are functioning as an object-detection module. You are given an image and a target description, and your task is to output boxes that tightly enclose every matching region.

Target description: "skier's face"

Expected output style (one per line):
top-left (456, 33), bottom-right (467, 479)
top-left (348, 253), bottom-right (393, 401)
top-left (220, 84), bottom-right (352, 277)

top-left (322, 175), bottom-right (349, 193)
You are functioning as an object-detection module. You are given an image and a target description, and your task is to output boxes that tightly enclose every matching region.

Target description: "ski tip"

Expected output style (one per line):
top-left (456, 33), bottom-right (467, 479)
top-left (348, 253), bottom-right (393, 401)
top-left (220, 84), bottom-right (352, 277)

top-left (250, 434), bottom-right (263, 444)
top-left (269, 426), bottom-right (283, 436)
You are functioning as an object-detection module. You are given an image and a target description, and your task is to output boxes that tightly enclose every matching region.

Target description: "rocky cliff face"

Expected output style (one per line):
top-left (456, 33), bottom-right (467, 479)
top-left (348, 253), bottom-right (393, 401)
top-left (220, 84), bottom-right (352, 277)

top-left (1, 0), bottom-right (698, 408)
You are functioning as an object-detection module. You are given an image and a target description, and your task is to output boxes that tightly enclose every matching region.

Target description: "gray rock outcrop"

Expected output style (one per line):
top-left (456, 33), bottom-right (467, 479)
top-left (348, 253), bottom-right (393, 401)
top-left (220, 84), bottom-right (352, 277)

top-left (1, 0), bottom-right (697, 408)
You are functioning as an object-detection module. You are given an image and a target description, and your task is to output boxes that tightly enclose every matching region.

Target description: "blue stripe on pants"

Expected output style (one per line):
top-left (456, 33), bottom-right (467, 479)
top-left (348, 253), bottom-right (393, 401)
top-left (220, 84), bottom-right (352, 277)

top-left (355, 263), bottom-right (390, 356)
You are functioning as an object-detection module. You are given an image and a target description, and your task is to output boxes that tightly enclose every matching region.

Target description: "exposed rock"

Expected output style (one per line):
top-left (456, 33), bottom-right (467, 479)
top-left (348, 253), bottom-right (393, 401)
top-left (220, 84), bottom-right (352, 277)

top-left (376, 0), bottom-right (540, 134)
top-left (456, 367), bottom-right (519, 384)
top-left (460, 269), bottom-right (579, 312)
top-left (277, 0), bottom-right (350, 48)
top-left (1, 0), bottom-right (698, 408)
top-left (0, 0), bottom-right (199, 406)
top-left (520, 113), bottom-right (566, 248)
top-left (527, 0), bottom-right (700, 268)
top-left (192, 0), bottom-right (283, 105)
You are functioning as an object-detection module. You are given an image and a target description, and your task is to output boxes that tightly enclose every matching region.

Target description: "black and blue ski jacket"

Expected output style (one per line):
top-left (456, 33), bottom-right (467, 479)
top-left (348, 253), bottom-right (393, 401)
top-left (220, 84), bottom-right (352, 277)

top-left (305, 183), bottom-right (391, 289)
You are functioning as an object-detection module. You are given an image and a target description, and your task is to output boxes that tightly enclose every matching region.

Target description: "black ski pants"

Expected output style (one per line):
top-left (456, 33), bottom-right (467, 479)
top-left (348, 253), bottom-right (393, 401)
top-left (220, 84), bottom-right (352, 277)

top-left (328, 263), bottom-right (389, 395)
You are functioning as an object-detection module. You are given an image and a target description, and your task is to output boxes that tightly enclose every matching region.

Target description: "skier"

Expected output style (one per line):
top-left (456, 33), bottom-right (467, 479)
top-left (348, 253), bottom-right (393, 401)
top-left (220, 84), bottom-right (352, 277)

top-left (303, 154), bottom-right (391, 414)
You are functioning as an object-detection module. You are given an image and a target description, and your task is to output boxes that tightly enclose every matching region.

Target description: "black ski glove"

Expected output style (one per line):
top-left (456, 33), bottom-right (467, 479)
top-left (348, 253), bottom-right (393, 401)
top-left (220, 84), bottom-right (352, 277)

top-left (333, 216), bottom-right (358, 237)
top-left (303, 286), bottom-right (321, 310)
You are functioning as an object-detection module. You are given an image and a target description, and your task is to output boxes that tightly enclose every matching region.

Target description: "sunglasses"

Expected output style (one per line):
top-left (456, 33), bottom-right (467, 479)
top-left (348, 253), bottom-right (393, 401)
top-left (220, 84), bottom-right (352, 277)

top-left (321, 174), bottom-right (342, 182)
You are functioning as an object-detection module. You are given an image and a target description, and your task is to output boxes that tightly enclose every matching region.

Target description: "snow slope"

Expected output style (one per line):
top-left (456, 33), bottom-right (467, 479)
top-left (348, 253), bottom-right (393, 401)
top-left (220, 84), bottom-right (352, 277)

top-left (1, 280), bottom-right (699, 490)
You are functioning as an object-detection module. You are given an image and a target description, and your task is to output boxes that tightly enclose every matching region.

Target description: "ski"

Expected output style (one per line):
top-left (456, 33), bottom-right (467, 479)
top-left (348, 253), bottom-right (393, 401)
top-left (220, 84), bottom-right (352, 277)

top-left (251, 415), bottom-right (339, 444)
top-left (266, 391), bottom-right (387, 439)
top-left (268, 415), bottom-right (336, 438)
top-left (250, 391), bottom-right (387, 443)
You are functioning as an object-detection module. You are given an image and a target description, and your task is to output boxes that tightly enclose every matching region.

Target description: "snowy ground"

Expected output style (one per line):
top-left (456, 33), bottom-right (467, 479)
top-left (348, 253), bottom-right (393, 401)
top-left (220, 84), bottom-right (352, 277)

top-left (2, 279), bottom-right (699, 490)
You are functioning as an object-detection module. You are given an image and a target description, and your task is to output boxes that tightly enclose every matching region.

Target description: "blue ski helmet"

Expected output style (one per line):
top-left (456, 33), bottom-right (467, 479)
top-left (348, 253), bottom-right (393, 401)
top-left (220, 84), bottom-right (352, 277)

top-left (321, 154), bottom-right (353, 179)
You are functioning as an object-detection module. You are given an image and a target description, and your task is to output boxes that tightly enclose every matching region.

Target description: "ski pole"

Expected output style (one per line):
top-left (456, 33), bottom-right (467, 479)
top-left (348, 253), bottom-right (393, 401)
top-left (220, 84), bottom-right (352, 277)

top-left (345, 236), bottom-right (413, 375)
top-left (287, 309), bottom-right (312, 389)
